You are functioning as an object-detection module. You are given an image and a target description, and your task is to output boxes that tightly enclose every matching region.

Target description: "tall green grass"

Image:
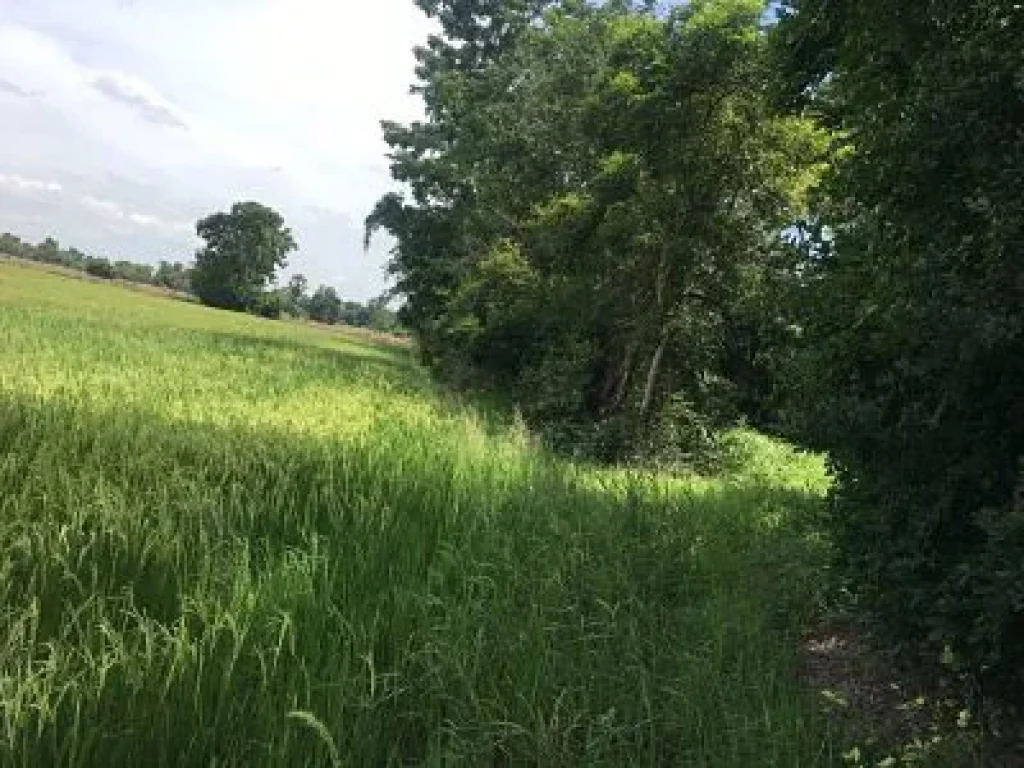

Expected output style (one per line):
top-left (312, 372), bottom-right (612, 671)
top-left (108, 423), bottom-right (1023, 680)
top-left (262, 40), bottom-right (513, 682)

top-left (0, 261), bottom-right (837, 765)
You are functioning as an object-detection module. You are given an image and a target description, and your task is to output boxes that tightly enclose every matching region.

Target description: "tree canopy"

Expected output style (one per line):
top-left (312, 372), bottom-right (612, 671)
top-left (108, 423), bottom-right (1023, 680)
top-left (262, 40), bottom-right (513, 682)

top-left (368, 0), bottom-right (826, 460)
top-left (191, 202), bottom-right (297, 312)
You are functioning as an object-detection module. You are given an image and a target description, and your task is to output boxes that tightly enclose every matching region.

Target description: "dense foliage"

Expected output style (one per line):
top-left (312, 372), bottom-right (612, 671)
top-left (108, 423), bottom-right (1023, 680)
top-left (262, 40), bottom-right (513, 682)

top-left (371, 0), bottom-right (1024, 718)
top-left (777, 0), bottom-right (1024, 712)
top-left (368, 0), bottom-right (826, 462)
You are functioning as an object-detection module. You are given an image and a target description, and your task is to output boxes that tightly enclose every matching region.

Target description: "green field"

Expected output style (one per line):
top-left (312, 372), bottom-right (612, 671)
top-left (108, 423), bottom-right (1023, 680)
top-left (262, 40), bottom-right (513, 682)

top-left (0, 260), bottom-right (837, 766)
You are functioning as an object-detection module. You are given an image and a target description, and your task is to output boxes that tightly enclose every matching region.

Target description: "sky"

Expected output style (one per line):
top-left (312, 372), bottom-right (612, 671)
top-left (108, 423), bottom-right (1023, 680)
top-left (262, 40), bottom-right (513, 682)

top-left (0, 0), bottom-right (434, 301)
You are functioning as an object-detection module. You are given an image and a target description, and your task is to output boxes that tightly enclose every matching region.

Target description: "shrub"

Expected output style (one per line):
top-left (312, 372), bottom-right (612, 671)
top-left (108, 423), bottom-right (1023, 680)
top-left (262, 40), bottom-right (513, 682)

top-left (85, 258), bottom-right (116, 280)
top-left (250, 291), bottom-right (283, 319)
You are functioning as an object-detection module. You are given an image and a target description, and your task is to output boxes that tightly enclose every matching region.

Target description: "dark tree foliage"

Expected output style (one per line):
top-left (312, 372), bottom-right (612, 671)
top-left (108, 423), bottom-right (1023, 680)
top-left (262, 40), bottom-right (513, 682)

top-left (84, 258), bottom-right (116, 280)
top-left (779, 0), bottom-right (1024, 708)
top-left (191, 202), bottom-right (296, 313)
top-left (0, 232), bottom-right (24, 257)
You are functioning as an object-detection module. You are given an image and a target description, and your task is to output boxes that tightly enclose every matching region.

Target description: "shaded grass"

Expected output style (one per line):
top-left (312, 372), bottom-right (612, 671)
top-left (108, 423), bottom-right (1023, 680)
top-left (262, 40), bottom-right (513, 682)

top-left (0, 262), bottom-right (838, 765)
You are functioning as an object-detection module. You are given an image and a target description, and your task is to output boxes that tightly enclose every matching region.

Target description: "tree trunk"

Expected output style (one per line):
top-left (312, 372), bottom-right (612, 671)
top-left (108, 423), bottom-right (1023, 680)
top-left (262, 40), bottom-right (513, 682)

top-left (611, 342), bottom-right (635, 411)
top-left (641, 253), bottom-right (670, 418)
top-left (595, 343), bottom-right (635, 415)
top-left (641, 332), bottom-right (668, 418)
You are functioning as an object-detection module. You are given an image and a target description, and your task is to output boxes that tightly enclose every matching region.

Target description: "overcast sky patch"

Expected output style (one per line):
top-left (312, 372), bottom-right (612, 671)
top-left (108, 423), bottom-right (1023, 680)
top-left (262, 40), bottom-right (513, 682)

top-left (91, 73), bottom-right (188, 129)
top-left (0, 172), bottom-right (63, 194)
top-left (0, 0), bottom-right (433, 301)
top-left (0, 76), bottom-right (36, 97)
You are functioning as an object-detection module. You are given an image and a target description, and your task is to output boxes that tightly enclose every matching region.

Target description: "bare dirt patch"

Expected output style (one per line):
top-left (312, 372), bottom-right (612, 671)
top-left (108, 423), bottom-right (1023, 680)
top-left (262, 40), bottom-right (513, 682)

top-left (801, 619), bottom-right (1023, 766)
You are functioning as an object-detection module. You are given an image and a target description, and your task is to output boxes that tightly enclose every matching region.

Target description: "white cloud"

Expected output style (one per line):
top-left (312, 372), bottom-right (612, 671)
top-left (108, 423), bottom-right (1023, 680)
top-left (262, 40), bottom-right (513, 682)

top-left (57, 192), bottom-right (192, 236)
top-left (81, 194), bottom-right (125, 219)
top-left (128, 212), bottom-right (158, 226)
top-left (0, 76), bottom-right (37, 97)
top-left (91, 71), bottom-right (188, 129)
top-left (0, 0), bottom-right (433, 300)
top-left (0, 172), bottom-right (63, 194)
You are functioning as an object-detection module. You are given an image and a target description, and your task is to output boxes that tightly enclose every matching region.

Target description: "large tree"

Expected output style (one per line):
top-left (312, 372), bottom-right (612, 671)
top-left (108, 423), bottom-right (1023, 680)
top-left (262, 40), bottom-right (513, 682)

top-left (191, 202), bottom-right (296, 312)
top-left (369, 0), bottom-right (824, 461)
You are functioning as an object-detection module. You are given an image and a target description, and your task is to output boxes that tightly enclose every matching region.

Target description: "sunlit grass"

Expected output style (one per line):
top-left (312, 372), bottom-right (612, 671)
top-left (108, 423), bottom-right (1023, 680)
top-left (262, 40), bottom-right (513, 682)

top-left (0, 260), bottom-right (838, 765)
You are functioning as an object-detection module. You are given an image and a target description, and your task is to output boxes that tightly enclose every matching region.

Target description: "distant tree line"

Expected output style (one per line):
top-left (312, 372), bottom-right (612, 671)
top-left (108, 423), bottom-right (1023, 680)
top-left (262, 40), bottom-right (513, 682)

top-left (369, 0), bottom-right (1023, 722)
top-left (0, 215), bottom-right (402, 334)
top-left (1, 231), bottom-right (192, 293)
top-left (285, 276), bottom-right (401, 332)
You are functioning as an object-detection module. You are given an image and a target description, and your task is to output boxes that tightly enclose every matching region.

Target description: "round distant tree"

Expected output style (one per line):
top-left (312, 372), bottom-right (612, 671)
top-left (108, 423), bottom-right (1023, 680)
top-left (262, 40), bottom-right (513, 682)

top-left (306, 285), bottom-right (343, 325)
top-left (191, 201), bottom-right (296, 312)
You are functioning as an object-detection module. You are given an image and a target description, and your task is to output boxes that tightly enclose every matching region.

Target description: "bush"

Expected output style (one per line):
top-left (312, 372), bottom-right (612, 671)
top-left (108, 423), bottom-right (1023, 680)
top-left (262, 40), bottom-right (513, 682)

top-left (637, 393), bottom-right (722, 472)
top-left (825, 458), bottom-right (1024, 710)
top-left (250, 291), bottom-right (283, 319)
top-left (85, 258), bottom-right (116, 280)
